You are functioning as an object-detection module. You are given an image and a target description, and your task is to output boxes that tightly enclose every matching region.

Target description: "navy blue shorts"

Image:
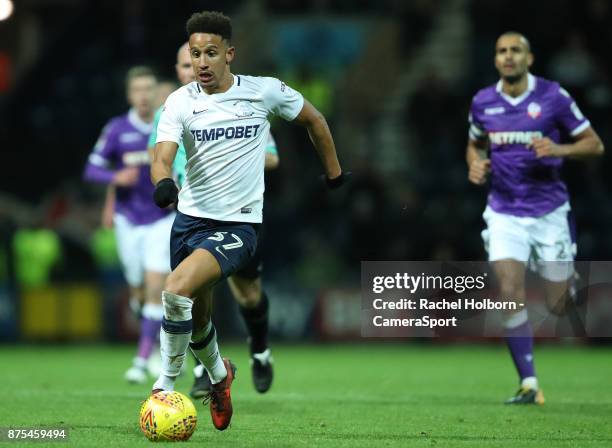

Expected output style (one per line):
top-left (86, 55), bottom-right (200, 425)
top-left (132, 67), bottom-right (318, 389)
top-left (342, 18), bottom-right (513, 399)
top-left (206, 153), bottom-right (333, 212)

top-left (170, 211), bottom-right (259, 280)
top-left (234, 225), bottom-right (265, 280)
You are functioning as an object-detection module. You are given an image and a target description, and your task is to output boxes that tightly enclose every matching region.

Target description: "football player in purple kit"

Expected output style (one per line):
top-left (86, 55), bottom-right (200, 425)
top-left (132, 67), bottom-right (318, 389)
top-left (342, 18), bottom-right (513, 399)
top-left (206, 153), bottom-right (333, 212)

top-left (466, 32), bottom-right (604, 405)
top-left (84, 66), bottom-right (174, 384)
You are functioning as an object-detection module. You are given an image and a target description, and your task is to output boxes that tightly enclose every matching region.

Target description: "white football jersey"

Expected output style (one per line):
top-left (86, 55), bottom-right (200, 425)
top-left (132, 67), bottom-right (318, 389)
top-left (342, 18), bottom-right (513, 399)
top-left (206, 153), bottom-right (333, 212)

top-left (156, 74), bottom-right (303, 222)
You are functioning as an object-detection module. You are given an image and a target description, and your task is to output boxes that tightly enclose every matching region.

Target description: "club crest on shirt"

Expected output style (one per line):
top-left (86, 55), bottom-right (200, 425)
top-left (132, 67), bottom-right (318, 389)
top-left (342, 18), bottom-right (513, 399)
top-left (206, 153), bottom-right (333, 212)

top-left (527, 102), bottom-right (541, 119)
top-left (234, 100), bottom-right (255, 117)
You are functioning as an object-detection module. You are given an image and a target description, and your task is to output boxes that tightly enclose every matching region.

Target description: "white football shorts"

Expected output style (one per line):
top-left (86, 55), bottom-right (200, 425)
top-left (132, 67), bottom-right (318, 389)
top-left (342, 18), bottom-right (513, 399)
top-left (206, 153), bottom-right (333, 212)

top-left (481, 202), bottom-right (575, 282)
top-left (113, 212), bottom-right (174, 287)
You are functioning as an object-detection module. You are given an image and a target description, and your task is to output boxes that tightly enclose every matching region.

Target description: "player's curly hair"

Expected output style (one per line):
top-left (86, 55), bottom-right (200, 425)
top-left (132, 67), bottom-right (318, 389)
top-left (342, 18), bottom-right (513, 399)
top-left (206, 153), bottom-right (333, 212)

top-left (186, 11), bottom-right (232, 42)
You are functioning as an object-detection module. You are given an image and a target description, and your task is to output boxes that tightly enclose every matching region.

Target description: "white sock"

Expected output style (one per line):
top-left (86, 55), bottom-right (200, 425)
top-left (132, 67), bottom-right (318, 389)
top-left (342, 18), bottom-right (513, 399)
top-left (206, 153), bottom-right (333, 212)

top-left (502, 309), bottom-right (529, 329)
top-left (142, 303), bottom-right (164, 320)
top-left (152, 291), bottom-right (193, 391)
top-left (521, 376), bottom-right (538, 390)
top-left (252, 348), bottom-right (272, 364)
top-left (152, 375), bottom-right (176, 392)
top-left (133, 357), bottom-right (147, 370)
top-left (129, 296), bottom-right (142, 315)
top-left (193, 363), bottom-right (206, 378)
top-left (190, 321), bottom-right (227, 384)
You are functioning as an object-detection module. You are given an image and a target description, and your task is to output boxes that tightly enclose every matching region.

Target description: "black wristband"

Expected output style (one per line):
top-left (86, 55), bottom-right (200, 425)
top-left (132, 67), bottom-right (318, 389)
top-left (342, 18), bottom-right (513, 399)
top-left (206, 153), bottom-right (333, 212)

top-left (325, 171), bottom-right (351, 190)
top-left (153, 178), bottom-right (178, 208)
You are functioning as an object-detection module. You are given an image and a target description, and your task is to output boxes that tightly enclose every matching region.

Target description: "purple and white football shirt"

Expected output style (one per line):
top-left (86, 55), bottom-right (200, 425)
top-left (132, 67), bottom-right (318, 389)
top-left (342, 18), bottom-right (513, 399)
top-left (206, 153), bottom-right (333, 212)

top-left (469, 73), bottom-right (590, 217)
top-left (84, 109), bottom-right (171, 225)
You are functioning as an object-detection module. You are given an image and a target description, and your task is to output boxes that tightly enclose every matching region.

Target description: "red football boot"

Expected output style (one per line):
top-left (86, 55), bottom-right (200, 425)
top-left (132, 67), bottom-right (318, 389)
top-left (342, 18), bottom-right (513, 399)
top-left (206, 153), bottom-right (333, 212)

top-left (205, 358), bottom-right (237, 431)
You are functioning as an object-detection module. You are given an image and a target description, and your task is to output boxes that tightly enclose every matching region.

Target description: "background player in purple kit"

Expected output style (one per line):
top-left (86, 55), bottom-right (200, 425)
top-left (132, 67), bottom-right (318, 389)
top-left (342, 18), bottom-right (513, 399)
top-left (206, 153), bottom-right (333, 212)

top-left (466, 32), bottom-right (604, 405)
top-left (84, 66), bottom-right (174, 384)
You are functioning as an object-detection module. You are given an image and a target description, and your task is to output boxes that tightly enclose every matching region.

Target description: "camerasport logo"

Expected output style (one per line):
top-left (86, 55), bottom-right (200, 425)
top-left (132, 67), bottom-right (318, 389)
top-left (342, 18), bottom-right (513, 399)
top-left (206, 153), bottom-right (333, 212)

top-left (527, 102), bottom-right (541, 119)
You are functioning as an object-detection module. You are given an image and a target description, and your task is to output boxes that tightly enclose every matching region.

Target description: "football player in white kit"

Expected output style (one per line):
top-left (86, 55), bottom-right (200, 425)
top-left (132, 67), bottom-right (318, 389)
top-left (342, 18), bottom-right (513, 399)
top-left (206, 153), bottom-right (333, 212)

top-left (149, 11), bottom-right (347, 431)
top-left (147, 42), bottom-right (282, 398)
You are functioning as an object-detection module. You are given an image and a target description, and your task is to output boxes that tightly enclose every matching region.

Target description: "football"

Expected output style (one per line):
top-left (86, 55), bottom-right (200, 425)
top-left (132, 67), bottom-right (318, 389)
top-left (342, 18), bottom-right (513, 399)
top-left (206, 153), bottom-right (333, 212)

top-left (139, 391), bottom-right (197, 441)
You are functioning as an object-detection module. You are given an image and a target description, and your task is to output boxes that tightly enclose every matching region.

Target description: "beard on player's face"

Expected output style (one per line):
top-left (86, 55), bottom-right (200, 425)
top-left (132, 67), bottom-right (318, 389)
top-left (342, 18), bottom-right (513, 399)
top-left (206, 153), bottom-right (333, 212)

top-left (501, 65), bottom-right (527, 83)
top-left (502, 73), bottom-right (524, 84)
top-left (496, 58), bottom-right (529, 85)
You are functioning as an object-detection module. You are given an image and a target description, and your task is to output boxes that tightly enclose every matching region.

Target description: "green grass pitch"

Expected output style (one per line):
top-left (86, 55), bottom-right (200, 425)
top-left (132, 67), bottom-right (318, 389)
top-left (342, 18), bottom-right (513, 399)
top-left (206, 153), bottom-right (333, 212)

top-left (1, 343), bottom-right (611, 447)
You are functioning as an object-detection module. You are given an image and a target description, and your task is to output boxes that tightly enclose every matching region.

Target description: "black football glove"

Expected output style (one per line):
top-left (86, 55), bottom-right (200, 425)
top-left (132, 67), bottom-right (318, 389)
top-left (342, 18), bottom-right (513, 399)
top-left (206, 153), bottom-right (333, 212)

top-left (153, 178), bottom-right (178, 208)
top-left (323, 171), bottom-right (352, 190)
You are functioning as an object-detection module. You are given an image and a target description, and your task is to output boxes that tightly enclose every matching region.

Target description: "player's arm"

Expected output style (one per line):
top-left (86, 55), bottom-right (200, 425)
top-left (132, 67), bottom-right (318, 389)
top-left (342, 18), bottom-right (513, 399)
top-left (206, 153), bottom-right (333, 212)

top-left (466, 137), bottom-right (491, 186)
top-left (265, 151), bottom-right (279, 170)
top-left (533, 87), bottom-right (606, 159)
top-left (532, 127), bottom-right (604, 159)
top-left (147, 107), bottom-right (162, 161)
top-left (465, 104), bottom-right (491, 186)
top-left (292, 99), bottom-right (343, 184)
top-left (84, 163), bottom-right (139, 187)
top-left (83, 123), bottom-right (139, 187)
top-left (264, 133), bottom-right (279, 170)
top-left (151, 141), bottom-right (178, 183)
top-left (101, 185), bottom-right (115, 229)
top-left (151, 141), bottom-right (179, 207)
top-left (150, 92), bottom-right (184, 207)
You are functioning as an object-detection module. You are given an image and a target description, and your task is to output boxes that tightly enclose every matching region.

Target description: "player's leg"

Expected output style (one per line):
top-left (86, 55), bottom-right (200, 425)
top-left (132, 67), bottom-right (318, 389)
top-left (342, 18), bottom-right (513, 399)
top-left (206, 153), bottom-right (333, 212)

top-left (495, 260), bottom-right (544, 404)
top-left (483, 206), bottom-right (543, 404)
top-left (123, 284), bottom-right (148, 383)
top-left (125, 273), bottom-right (164, 384)
top-left (140, 271), bottom-right (166, 376)
top-left (542, 278), bottom-right (572, 315)
top-left (113, 213), bottom-right (150, 383)
top-left (152, 247), bottom-right (222, 394)
top-left (190, 285), bottom-right (226, 383)
top-left (152, 214), bottom-right (257, 430)
top-left (228, 273), bottom-right (274, 393)
top-left (187, 272), bottom-right (215, 399)
top-left (189, 352), bottom-right (211, 398)
top-left (492, 259), bottom-right (542, 403)
top-left (128, 285), bottom-right (145, 317)
top-left (137, 212), bottom-right (207, 397)
top-left (535, 203), bottom-right (585, 334)
top-left (188, 283), bottom-right (236, 431)
top-left (132, 213), bottom-right (173, 381)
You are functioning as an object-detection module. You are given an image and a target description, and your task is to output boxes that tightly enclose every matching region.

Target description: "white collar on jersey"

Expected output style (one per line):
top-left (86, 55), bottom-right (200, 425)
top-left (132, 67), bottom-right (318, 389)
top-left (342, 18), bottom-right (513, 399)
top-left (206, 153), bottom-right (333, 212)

top-left (495, 73), bottom-right (536, 106)
top-left (127, 108), bottom-right (154, 134)
top-left (195, 74), bottom-right (239, 96)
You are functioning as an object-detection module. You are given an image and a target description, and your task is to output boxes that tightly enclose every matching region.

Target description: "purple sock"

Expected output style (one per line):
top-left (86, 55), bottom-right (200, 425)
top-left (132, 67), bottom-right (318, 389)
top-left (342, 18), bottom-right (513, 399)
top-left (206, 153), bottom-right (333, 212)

top-left (137, 317), bottom-right (162, 360)
top-left (505, 321), bottom-right (535, 381)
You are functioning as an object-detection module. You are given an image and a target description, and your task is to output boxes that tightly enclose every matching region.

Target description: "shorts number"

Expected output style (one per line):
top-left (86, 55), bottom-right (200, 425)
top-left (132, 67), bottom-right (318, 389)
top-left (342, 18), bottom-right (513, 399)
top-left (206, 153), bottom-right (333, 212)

top-left (556, 240), bottom-right (570, 259)
top-left (207, 232), bottom-right (226, 242)
top-left (207, 232), bottom-right (243, 248)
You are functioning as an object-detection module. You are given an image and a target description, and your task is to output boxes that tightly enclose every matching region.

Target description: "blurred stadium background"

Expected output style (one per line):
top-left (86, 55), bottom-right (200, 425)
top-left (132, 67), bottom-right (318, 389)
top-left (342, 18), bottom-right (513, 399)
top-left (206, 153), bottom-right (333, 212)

top-left (2, 2), bottom-right (612, 446)
top-left (0, 0), bottom-right (611, 344)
